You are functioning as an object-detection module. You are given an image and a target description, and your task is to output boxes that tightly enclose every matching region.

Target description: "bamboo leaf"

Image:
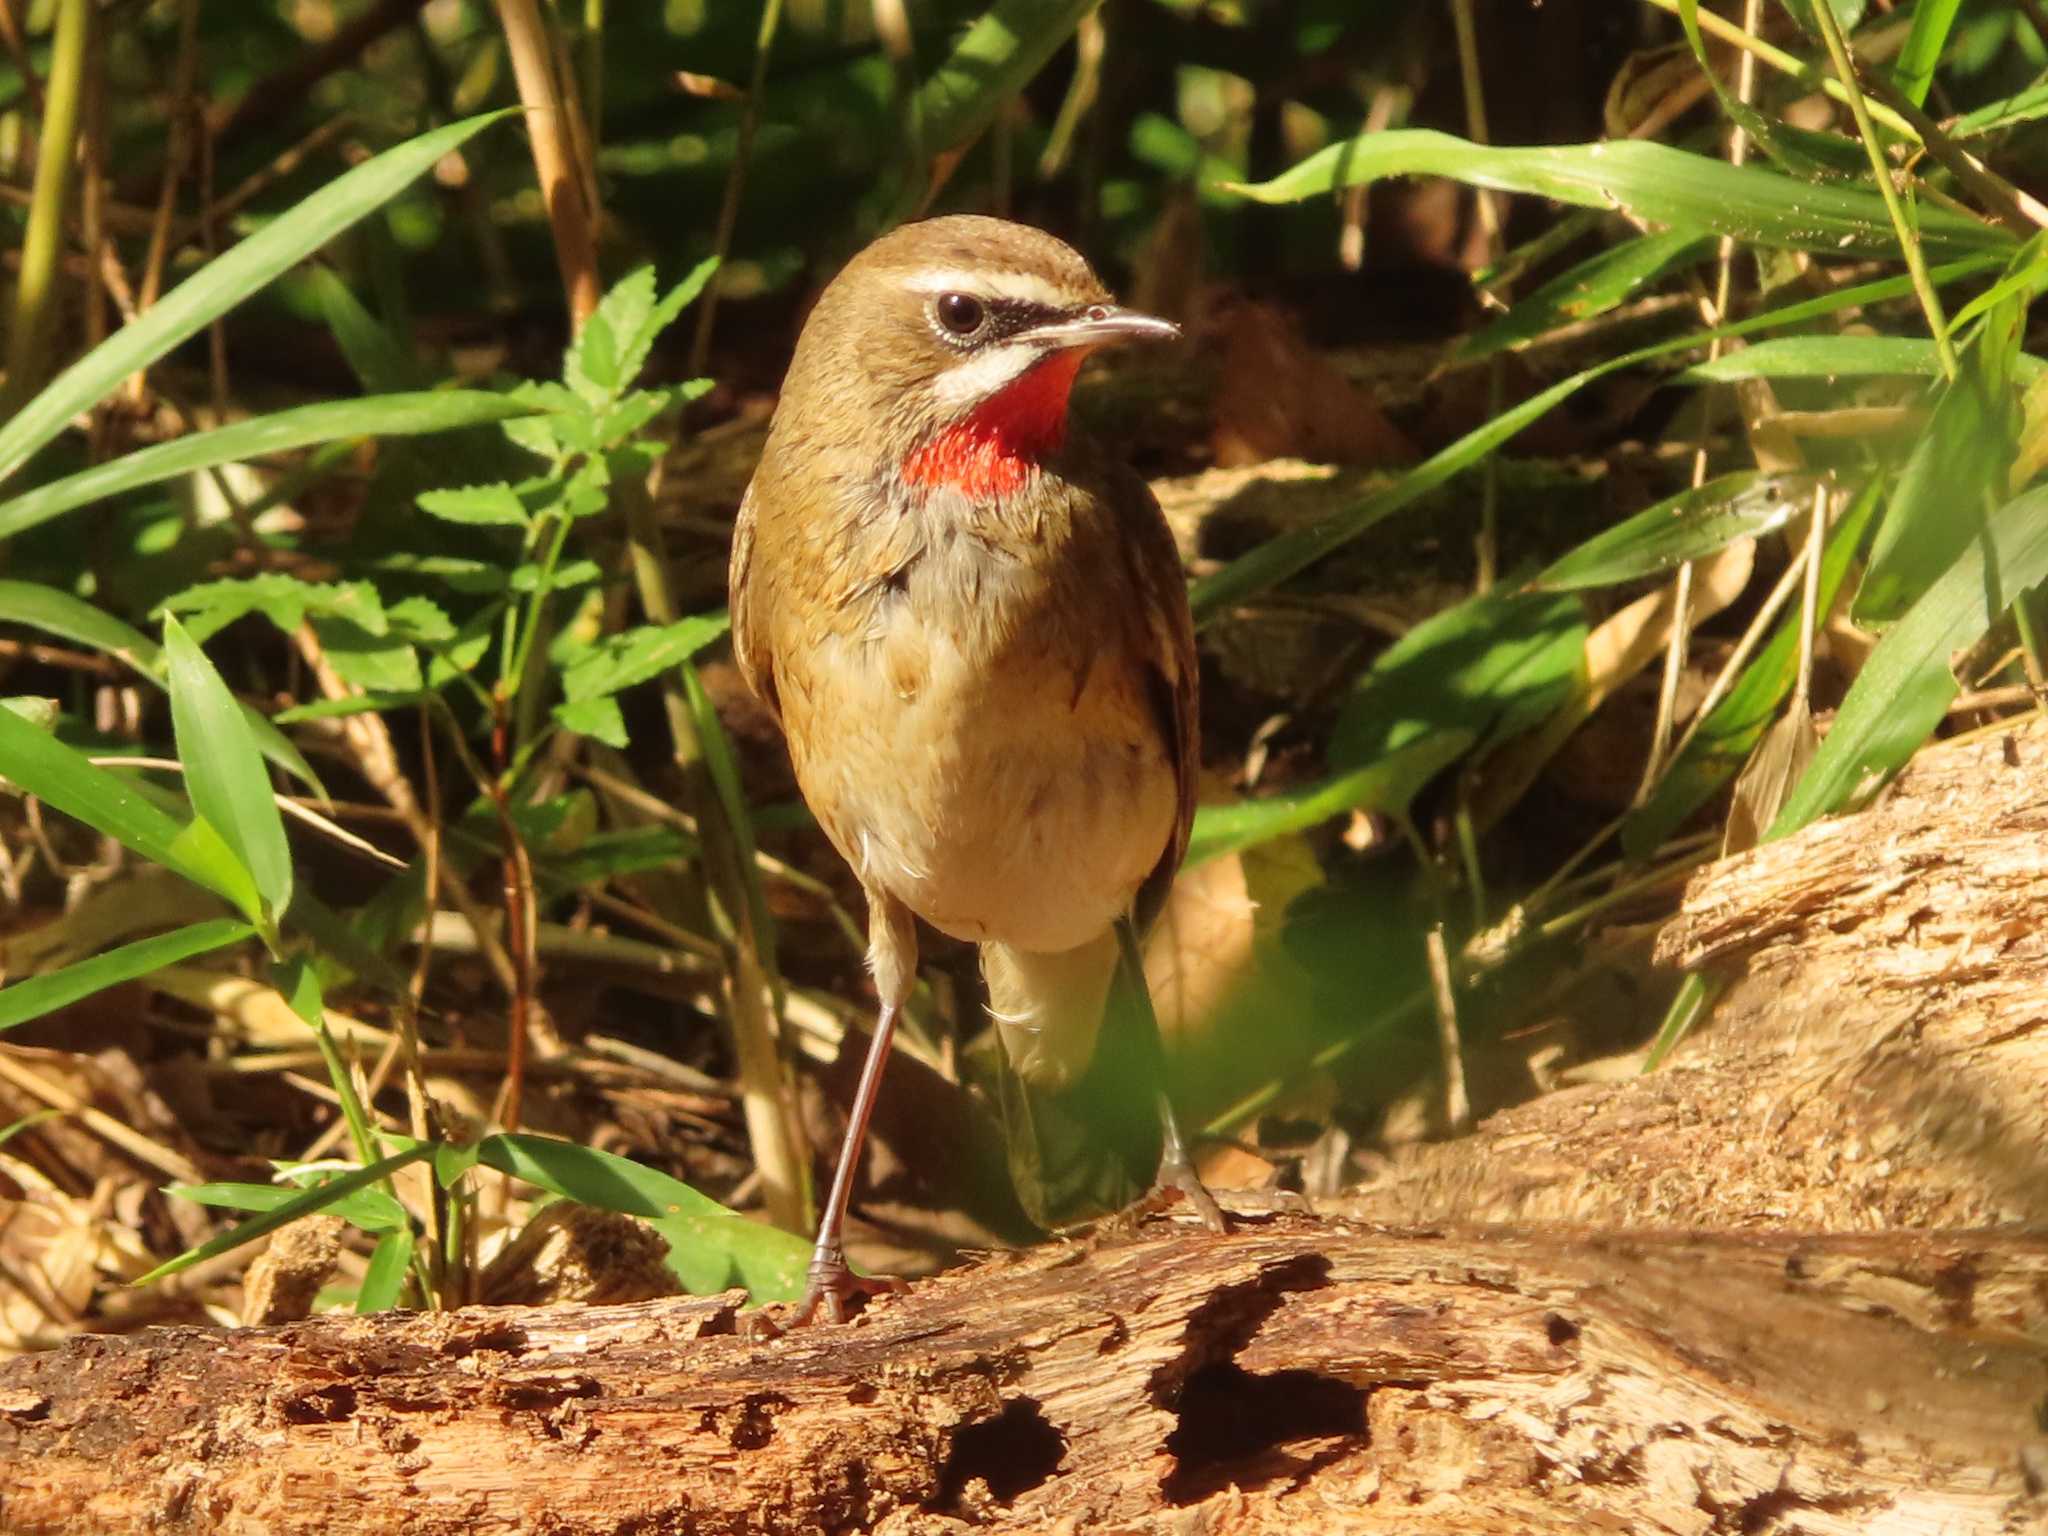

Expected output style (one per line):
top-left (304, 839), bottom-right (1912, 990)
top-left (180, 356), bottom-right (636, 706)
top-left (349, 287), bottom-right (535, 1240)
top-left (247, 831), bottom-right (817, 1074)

top-left (1226, 130), bottom-right (2011, 261)
top-left (0, 918), bottom-right (253, 1033)
top-left (1534, 472), bottom-right (1814, 591)
top-left (0, 111), bottom-right (514, 488)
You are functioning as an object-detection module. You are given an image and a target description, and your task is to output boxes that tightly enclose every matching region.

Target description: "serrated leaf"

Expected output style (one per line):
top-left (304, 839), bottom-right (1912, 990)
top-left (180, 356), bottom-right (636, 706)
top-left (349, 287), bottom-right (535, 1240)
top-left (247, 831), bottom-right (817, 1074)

top-left (416, 482), bottom-right (530, 528)
top-left (553, 695), bottom-right (628, 748)
top-left (160, 575), bottom-right (387, 644)
top-left (164, 617), bottom-right (292, 926)
top-left (510, 558), bottom-right (602, 593)
top-left (560, 614), bottom-right (730, 703)
top-left (311, 617), bottom-right (423, 693)
top-left (385, 596), bottom-right (455, 643)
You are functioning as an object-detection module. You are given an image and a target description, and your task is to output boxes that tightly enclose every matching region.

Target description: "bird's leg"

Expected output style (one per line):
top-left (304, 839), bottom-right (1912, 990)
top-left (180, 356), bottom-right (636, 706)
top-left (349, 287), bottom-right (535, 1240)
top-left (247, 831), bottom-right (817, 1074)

top-left (1115, 915), bottom-right (1228, 1233)
top-left (790, 892), bottom-right (917, 1325)
top-left (791, 997), bottom-right (906, 1324)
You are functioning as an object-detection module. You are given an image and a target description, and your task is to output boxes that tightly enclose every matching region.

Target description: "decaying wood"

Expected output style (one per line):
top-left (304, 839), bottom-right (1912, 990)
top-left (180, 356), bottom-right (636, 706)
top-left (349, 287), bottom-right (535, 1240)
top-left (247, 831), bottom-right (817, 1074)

top-left (1344, 719), bottom-right (2048, 1234)
top-left (1, 1215), bottom-right (2043, 1535)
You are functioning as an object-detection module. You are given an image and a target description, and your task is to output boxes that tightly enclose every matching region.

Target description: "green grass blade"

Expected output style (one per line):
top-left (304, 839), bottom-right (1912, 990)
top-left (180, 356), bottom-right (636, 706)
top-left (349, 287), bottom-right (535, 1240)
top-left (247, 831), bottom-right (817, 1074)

top-left (1679, 336), bottom-right (1958, 382)
top-left (0, 392), bottom-right (539, 543)
top-left (0, 702), bottom-right (224, 893)
top-left (0, 580), bottom-right (323, 794)
top-left (1622, 478), bottom-right (1882, 860)
top-left (1895, 0), bottom-right (1964, 107)
top-left (0, 918), bottom-right (253, 1032)
top-left (1189, 254), bottom-right (2002, 627)
top-left (915, 0), bottom-right (1099, 155)
top-left (1771, 482), bottom-right (2048, 838)
top-left (1534, 471), bottom-right (1814, 591)
top-left (0, 110), bottom-right (513, 488)
top-left (1458, 230), bottom-right (1710, 361)
top-left (135, 1144), bottom-right (433, 1285)
top-left (171, 1177), bottom-right (407, 1233)
top-left (164, 617), bottom-right (293, 927)
top-left (1186, 731), bottom-right (1475, 868)
top-left (356, 1228), bottom-right (416, 1313)
top-left (1225, 130), bottom-right (2012, 261)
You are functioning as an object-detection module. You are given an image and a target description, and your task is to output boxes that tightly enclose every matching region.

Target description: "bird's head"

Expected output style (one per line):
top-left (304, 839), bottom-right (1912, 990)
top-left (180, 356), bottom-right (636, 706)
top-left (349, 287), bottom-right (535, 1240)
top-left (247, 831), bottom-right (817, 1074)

top-left (775, 215), bottom-right (1178, 500)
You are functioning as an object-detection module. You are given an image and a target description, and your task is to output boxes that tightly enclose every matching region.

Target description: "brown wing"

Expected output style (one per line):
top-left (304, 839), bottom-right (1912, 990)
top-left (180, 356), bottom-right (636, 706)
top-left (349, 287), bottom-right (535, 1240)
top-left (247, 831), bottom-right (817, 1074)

top-left (727, 479), bottom-right (780, 723)
top-left (1117, 467), bottom-right (1199, 933)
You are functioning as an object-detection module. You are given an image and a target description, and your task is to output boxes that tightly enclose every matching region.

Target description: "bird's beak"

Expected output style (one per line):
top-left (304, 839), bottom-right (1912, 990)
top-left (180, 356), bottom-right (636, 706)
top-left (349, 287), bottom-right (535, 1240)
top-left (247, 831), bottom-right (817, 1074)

top-left (1023, 306), bottom-right (1181, 352)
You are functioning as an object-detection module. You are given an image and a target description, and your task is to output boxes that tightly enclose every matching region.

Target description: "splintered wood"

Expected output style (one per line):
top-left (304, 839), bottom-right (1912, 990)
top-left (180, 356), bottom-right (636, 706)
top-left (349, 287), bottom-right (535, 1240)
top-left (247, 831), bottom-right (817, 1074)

top-left (0, 1219), bottom-right (2041, 1534)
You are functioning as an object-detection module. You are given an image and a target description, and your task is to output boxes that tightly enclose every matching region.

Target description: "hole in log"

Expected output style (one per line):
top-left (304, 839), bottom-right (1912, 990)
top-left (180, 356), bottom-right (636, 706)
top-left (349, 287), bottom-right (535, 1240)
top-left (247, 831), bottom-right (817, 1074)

top-left (1163, 1364), bottom-right (1366, 1504)
top-left (281, 1383), bottom-right (359, 1424)
top-left (1546, 1312), bottom-right (1580, 1346)
top-left (934, 1396), bottom-right (1066, 1510)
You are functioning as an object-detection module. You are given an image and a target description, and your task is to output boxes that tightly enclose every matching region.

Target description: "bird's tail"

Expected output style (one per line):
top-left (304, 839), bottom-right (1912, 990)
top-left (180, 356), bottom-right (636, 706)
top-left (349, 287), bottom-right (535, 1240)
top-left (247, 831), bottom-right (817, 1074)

top-left (982, 933), bottom-right (1120, 1093)
top-left (981, 932), bottom-right (1161, 1228)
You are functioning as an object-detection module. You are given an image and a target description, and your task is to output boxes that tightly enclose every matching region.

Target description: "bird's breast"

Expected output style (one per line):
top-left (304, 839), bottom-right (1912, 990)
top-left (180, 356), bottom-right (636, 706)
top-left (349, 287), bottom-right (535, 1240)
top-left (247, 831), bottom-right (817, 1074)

top-left (777, 514), bottom-right (1175, 954)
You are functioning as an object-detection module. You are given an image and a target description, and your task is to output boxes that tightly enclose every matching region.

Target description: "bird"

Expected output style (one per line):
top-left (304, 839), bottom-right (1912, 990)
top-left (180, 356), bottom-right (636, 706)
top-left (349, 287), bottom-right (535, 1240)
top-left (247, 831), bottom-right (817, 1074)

top-left (729, 214), bottom-right (1222, 1323)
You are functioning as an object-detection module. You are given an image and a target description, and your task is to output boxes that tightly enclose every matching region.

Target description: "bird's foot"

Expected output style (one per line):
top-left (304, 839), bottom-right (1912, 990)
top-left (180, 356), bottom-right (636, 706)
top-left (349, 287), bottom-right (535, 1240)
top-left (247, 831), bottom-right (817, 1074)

top-left (744, 1257), bottom-right (904, 1340)
top-left (1153, 1149), bottom-right (1230, 1234)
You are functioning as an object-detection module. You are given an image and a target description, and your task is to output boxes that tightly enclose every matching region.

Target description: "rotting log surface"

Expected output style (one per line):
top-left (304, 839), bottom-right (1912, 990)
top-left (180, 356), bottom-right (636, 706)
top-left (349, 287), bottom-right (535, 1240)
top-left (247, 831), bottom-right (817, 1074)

top-left (1, 1216), bottom-right (2044, 1535)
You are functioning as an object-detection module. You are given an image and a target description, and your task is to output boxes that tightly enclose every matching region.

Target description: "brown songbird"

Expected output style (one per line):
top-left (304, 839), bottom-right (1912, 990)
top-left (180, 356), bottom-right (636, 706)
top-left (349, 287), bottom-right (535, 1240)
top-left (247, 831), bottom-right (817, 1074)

top-left (730, 215), bottom-right (1220, 1322)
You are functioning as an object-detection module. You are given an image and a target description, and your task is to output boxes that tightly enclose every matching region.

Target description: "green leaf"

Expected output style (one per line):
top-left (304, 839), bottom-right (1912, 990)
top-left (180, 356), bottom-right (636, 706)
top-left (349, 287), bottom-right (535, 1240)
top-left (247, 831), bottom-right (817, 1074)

top-left (0, 394), bottom-right (534, 544)
top-left (1534, 472), bottom-right (1814, 591)
top-left (434, 1140), bottom-right (481, 1188)
top-left (161, 574), bottom-right (387, 644)
top-left (1776, 0), bottom-right (1868, 39)
top-left (171, 1174), bottom-right (409, 1234)
top-left (0, 703), bottom-right (229, 896)
top-left (357, 1228), bottom-right (415, 1313)
top-left (1187, 253), bottom-right (2004, 626)
top-left (1773, 481), bottom-right (2048, 837)
top-left (1186, 731), bottom-right (1476, 867)
top-left (560, 614), bottom-right (730, 703)
top-left (1894, 0), bottom-right (1964, 107)
top-left (0, 111), bottom-right (514, 489)
top-left (1331, 591), bottom-right (1586, 772)
top-left (1459, 230), bottom-right (1710, 361)
top-left (477, 1133), bottom-right (809, 1301)
top-left (0, 918), bottom-right (253, 1033)
top-left (552, 695), bottom-right (628, 748)
top-left (276, 955), bottom-right (324, 1028)
top-left (1679, 336), bottom-right (1954, 383)
top-left (417, 482), bottom-right (531, 528)
top-left (164, 617), bottom-right (293, 926)
top-left (1856, 309), bottom-right (2022, 625)
top-left (306, 268), bottom-right (422, 394)
top-left (1226, 130), bottom-right (2012, 261)
top-left (1623, 478), bottom-right (1881, 860)
top-left (914, 0), bottom-right (1100, 160)
top-left (166, 815), bottom-right (264, 923)
top-left (311, 618), bottom-right (422, 693)
top-left (137, 1143), bottom-right (433, 1284)
top-left (0, 581), bottom-right (323, 794)
top-left (1953, 80), bottom-right (2048, 139)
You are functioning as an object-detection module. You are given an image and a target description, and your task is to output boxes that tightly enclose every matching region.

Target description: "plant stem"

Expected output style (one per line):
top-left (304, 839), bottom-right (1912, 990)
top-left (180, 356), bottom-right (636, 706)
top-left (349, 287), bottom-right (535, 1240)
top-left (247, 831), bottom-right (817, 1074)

top-left (689, 0), bottom-right (784, 375)
top-left (1, 0), bottom-right (88, 419)
top-left (1808, 0), bottom-right (1959, 378)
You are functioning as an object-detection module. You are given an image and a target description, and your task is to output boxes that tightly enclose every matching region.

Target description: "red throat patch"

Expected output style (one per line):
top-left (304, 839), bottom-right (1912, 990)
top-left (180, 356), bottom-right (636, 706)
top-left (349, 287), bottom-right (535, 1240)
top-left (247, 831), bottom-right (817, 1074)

top-left (901, 350), bottom-right (1087, 500)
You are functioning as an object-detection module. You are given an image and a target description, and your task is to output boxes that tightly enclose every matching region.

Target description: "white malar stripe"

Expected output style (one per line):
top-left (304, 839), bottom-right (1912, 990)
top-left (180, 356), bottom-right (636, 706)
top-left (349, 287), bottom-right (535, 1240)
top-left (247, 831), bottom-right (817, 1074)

top-left (932, 341), bottom-right (1042, 407)
top-left (902, 267), bottom-right (1070, 308)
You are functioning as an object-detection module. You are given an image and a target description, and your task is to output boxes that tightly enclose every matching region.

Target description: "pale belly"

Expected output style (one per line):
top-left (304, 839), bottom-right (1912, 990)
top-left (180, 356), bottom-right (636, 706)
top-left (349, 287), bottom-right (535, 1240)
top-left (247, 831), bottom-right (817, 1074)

top-left (787, 620), bottom-right (1176, 955)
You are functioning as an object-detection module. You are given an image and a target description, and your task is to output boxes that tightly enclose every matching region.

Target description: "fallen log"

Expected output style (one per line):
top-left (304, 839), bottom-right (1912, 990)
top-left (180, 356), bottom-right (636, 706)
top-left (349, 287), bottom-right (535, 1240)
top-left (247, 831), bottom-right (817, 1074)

top-left (1, 1215), bottom-right (2043, 1534)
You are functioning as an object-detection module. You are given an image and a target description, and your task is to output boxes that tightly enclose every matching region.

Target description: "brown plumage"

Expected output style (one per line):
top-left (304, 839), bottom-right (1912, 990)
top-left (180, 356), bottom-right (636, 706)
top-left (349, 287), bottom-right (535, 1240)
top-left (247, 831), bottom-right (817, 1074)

top-left (731, 215), bottom-right (1212, 1322)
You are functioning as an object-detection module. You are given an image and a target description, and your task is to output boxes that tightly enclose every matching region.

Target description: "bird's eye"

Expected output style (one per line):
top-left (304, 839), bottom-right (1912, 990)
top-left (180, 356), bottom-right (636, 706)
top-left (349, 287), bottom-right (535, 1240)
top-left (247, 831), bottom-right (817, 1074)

top-left (934, 292), bottom-right (986, 336)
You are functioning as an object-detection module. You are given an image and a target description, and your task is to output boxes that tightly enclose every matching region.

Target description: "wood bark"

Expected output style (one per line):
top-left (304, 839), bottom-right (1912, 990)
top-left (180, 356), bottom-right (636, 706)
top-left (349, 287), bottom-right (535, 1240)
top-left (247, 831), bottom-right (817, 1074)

top-left (2, 1217), bottom-right (2044, 1535)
